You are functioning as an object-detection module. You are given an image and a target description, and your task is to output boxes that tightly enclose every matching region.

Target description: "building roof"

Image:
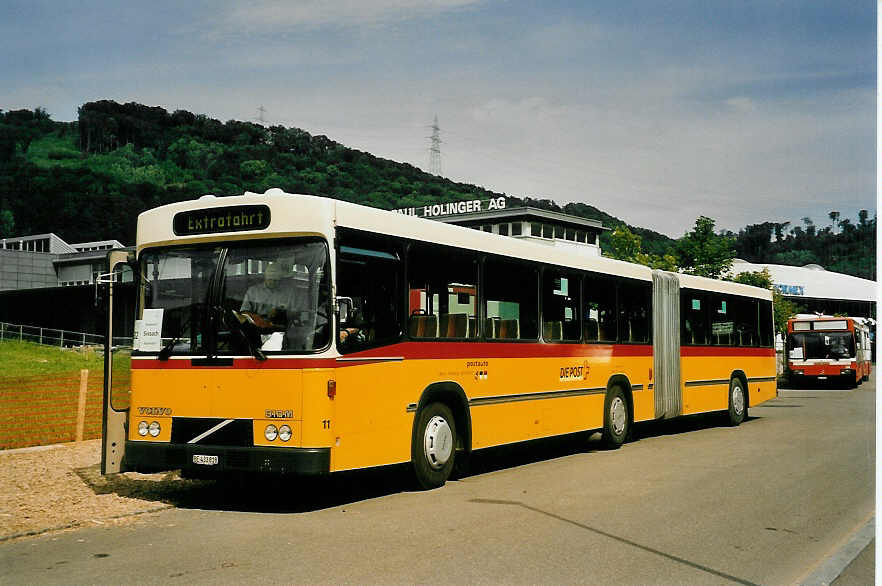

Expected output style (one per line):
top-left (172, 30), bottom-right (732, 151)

top-left (732, 260), bottom-right (876, 303)
top-left (0, 233), bottom-right (77, 254)
top-left (434, 206), bottom-right (609, 231)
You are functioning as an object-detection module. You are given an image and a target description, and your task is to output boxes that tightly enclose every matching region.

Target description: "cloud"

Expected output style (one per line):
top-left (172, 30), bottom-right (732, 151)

top-left (219, 0), bottom-right (482, 32)
top-left (724, 97), bottom-right (757, 114)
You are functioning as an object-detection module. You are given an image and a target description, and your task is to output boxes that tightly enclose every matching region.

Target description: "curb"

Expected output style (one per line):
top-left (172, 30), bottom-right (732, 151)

top-left (0, 504), bottom-right (174, 543)
top-left (800, 516), bottom-right (875, 586)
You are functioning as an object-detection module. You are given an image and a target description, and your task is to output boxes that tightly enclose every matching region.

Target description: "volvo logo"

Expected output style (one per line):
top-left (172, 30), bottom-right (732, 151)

top-left (138, 406), bottom-right (172, 416)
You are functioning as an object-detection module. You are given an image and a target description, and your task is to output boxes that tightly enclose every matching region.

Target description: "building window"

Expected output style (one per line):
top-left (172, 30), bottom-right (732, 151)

top-left (531, 223), bottom-right (542, 237)
top-left (577, 231), bottom-right (586, 243)
top-left (511, 222), bottom-right (523, 236)
top-left (565, 228), bottom-right (575, 241)
top-left (498, 223), bottom-right (509, 236)
top-left (554, 225), bottom-right (564, 239)
top-left (482, 225), bottom-right (492, 233)
top-left (543, 224), bottom-right (554, 238)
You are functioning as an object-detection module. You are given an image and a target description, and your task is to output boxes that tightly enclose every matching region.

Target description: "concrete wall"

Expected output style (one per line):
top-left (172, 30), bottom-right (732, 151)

top-left (0, 250), bottom-right (58, 291)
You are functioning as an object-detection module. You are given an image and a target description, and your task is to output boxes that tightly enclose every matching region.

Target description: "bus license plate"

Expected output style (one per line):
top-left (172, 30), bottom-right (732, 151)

top-left (193, 454), bottom-right (219, 466)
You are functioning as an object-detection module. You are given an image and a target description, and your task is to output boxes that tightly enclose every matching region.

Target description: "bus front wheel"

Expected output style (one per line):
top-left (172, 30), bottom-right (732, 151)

top-left (412, 402), bottom-right (456, 490)
top-left (602, 385), bottom-right (630, 449)
top-left (727, 377), bottom-right (746, 426)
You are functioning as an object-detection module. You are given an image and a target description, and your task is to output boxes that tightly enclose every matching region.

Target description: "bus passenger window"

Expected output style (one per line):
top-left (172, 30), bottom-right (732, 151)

top-left (617, 280), bottom-right (650, 343)
top-left (542, 270), bottom-right (581, 342)
top-left (758, 300), bottom-right (773, 347)
top-left (735, 297), bottom-right (758, 347)
top-left (484, 258), bottom-right (538, 340)
top-left (407, 243), bottom-right (478, 339)
top-left (711, 296), bottom-right (734, 346)
top-left (583, 275), bottom-right (616, 342)
top-left (682, 291), bottom-right (709, 345)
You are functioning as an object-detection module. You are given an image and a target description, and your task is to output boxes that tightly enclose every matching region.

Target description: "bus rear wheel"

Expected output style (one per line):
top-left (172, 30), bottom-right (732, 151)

top-left (412, 402), bottom-right (456, 490)
top-left (602, 385), bottom-right (630, 449)
top-left (727, 377), bottom-right (746, 426)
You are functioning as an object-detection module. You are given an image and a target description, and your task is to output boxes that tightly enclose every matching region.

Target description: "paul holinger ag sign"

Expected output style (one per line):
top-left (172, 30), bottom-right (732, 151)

top-left (393, 197), bottom-right (507, 218)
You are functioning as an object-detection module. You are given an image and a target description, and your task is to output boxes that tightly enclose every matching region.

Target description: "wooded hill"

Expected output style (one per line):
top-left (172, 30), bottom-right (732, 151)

top-left (0, 102), bottom-right (874, 280)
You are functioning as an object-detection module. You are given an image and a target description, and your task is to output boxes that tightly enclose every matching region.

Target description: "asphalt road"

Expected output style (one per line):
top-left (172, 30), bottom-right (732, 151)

top-left (2, 379), bottom-right (875, 585)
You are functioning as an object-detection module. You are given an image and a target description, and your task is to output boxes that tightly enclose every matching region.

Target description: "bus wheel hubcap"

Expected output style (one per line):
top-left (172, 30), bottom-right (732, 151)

top-left (733, 385), bottom-right (744, 415)
top-left (424, 416), bottom-right (453, 470)
top-left (610, 397), bottom-right (626, 435)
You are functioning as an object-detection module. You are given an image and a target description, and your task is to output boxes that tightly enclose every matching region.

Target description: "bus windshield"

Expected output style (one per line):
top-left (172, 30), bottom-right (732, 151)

top-left (138, 238), bottom-right (330, 356)
top-left (788, 331), bottom-right (855, 360)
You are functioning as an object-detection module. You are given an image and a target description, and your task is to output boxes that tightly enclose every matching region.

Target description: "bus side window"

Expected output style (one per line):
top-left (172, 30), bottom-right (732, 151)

top-left (682, 290), bottom-right (709, 345)
top-left (484, 257), bottom-right (538, 340)
top-left (617, 280), bottom-right (650, 343)
top-left (407, 242), bottom-right (478, 339)
top-left (758, 299), bottom-right (773, 347)
top-left (583, 274), bottom-right (616, 343)
top-left (336, 230), bottom-right (403, 353)
top-left (542, 269), bottom-right (581, 342)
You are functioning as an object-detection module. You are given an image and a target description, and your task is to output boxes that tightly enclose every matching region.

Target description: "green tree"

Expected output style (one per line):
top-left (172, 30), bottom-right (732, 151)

top-left (607, 226), bottom-right (643, 262)
top-left (0, 209), bottom-right (14, 237)
top-left (675, 216), bottom-right (735, 279)
top-left (606, 226), bottom-right (678, 270)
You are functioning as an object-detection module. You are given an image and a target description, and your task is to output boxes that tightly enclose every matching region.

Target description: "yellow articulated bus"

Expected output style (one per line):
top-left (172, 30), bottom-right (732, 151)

top-left (102, 189), bottom-right (777, 488)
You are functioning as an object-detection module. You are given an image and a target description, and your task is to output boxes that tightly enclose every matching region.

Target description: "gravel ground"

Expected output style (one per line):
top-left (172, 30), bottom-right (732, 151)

top-left (0, 440), bottom-right (208, 542)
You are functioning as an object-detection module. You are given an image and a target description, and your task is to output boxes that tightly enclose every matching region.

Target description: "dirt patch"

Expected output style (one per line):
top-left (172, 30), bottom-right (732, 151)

top-left (0, 440), bottom-right (208, 541)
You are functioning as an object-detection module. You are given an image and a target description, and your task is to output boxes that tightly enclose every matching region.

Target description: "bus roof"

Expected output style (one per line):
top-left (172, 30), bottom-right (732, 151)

top-left (137, 189), bottom-right (771, 300)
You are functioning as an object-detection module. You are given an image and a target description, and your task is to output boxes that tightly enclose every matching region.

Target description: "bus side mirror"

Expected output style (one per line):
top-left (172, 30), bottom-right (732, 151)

top-left (336, 297), bottom-right (353, 324)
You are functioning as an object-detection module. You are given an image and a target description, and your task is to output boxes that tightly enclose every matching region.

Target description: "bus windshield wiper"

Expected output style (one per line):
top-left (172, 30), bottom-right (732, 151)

top-left (157, 314), bottom-right (191, 361)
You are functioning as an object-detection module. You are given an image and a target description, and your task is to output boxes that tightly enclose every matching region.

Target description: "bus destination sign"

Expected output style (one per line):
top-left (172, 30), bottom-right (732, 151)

top-left (173, 205), bottom-right (271, 236)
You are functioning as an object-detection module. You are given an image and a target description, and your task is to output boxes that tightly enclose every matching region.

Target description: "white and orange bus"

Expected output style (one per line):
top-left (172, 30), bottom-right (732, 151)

top-left (102, 189), bottom-right (777, 488)
top-left (785, 316), bottom-right (872, 388)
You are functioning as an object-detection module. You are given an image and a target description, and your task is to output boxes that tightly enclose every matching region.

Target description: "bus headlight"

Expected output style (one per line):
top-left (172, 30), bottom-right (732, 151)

top-left (265, 424), bottom-right (278, 441)
top-left (138, 421), bottom-right (149, 436)
top-left (279, 425), bottom-right (292, 442)
top-left (148, 421), bottom-right (161, 437)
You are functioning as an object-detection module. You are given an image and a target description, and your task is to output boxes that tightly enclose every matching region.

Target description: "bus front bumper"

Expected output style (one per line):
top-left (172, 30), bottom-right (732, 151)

top-left (124, 441), bottom-right (330, 476)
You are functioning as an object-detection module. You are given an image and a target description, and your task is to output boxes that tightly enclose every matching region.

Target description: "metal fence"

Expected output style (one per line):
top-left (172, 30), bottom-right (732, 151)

top-left (0, 321), bottom-right (132, 348)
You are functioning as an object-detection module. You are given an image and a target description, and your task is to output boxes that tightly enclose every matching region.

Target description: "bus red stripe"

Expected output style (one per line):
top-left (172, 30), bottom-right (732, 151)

top-left (130, 343), bottom-right (774, 369)
top-left (130, 341), bottom-right (653, 369)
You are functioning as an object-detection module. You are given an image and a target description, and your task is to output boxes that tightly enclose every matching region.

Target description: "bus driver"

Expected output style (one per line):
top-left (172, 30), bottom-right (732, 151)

top-left (238, 262), bottom-right (299, 330)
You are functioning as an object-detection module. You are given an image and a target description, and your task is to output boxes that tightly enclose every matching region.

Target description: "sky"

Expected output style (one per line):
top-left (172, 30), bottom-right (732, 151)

top-left (0, 0), bottom-right (875, 237)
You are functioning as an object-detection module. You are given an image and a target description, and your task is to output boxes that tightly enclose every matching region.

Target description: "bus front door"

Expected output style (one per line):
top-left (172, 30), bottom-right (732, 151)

top-left (100, 249), bottom-right (134, 475)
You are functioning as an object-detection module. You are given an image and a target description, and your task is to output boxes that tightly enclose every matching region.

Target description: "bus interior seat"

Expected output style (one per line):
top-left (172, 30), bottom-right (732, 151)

top-left (408, 314), bottom-right (438, 338)
top-left (439, 313), bottom-right (468, 338)
top-left (584, 319), bottom-right (599, 341)
top-left (543, 321), bottom-right (562, 341)
top-left (484, 318), bottom-right (497, 338)
top-left (498, 319), bottom-right (519, 339)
